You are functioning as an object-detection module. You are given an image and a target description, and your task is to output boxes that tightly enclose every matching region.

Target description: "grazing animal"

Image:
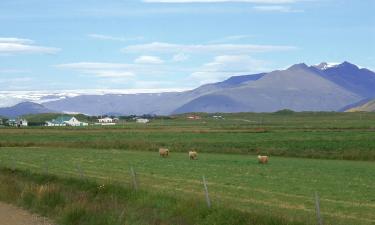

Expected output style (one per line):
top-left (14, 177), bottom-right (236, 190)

top-left (189, 151), bottom-right (198, 160)
top-left (159, 148), bottom-right (169, 158)
top-left (258, 155), bottom-right (269, 164)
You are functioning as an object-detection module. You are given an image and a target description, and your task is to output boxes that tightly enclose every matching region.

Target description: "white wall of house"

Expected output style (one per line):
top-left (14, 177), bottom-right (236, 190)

top-left (98, 117), bottom-right (113, 123)
top-left (46, 116), bottom-right (88, 127)
top-left (66, 117), bottom-right (88, 126)
top-left (46, 121), bottom-right (66, 126)
top-left (136, 118), bottom-right (149, 124)
top-left (15, 119), bottom-right (28, 127)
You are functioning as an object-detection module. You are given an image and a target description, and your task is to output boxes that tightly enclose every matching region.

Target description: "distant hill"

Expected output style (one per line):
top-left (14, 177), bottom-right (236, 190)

top-left (0, 102), bottom-right (55, 118)
top-left (345, 99), bottom-right (375, 112)
top-left (38, 61), bottom-right (375, 115)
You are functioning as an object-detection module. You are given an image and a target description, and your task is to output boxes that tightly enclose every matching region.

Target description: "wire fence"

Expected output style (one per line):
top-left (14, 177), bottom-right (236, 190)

top-left (0, 158), bottom-right (332, 225)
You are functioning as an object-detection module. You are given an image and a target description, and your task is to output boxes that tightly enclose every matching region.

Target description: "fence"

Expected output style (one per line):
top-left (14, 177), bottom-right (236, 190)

top-left (0, 158), bottom-right (327, 225)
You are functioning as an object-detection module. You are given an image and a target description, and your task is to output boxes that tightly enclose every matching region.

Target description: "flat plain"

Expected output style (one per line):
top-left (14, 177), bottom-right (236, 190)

top-left (0, 112), bottom-right (374, 225)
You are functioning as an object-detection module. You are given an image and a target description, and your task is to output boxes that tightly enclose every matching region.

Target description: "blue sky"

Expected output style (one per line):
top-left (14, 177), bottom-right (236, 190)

top-left (0, 0), bottom-right (374, 92)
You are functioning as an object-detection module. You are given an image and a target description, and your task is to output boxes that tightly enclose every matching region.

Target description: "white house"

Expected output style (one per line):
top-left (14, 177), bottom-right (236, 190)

top-left (98, 117), bottom-right (113, 123)
top-left (17, 118), bottom-right (28, 127)
top-left (7, 118), bottom-right (28, 127)
top-left (136, 118), bottom-right (150, 124)
top-left (46, 116), bottom-right (88, 126)
top-left (95, 117), bottom-right (119, 125)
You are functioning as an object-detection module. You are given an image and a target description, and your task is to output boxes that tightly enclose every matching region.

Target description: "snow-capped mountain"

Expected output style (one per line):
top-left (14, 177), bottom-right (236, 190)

top-left (1, 61), bottom-right (374, 115)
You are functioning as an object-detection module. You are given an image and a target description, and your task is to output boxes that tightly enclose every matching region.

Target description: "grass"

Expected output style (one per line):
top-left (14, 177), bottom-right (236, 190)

top-left (0, 112), bottom-right (374, 224)
top-left (0, 168), bottom-right (303, 225)
top-left (1, 112), bottom-right (375, 160)
top-left (0, 147), bottom-right (374, 225)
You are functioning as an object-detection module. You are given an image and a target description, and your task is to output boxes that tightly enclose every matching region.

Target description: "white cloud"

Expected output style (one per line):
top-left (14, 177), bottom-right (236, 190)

top-left (134, 55), bottom-right (164, 64)
top-left (123, 42), bottom-right (297, 55)
top-left (0, 37), bottom-right (60, 55)
top-left (189, 55), bottom-right (269, 84)
top-left (253, 5), bottom-right (303, 12)
top-left (0, 77), bottom-right (32, 84)
top-left (209, 35), bottom-right (254, 43)
top-left (0, 69), bottom-right (29, 74)
top-left (88, 34), bottom-right (144, 42)
top-left (143, 0), bottom-right (299, 3)
top-left (0, 38), bottom-right (34, 44)
top-left (172, 53), bottom-right (190, 62)
top-left (56, 62), bottom-right (136, 78)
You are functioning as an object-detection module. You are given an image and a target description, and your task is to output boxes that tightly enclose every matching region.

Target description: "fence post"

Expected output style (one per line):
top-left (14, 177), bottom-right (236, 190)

top-left (315, 191), bottom-right (324, 225)
top-left (117, 208), bottom-right (126, 224)
top-left (130, 166), bottom-right (138, 191)
top-left (44, 158), bottom-right (49, 175)
top-left (11, 157), bottom-right (16, 171)
top-left (76, 163), bottom-right (85, 180)
top-left (202, 176), bottom-right (211, 208)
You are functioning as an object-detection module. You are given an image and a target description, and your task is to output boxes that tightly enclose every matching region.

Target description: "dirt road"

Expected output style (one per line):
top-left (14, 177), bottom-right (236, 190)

top-left (0, 202), bottom-right (53, 225)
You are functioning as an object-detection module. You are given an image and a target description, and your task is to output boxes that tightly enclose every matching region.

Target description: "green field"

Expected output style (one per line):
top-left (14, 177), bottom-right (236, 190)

top-left (0, 148), bottom-right (374, 225)
top-left (2, 112), bottom-right (375, 160)
top-left (0, 112), bottom-right (375, 225)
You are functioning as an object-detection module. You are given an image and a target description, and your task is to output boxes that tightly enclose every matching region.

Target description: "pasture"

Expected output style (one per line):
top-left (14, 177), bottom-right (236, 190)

top-left (1, 112), bottom-right (375, 160)
top-left (0, 148), bottom-right (374, 225)
top-left (0, 112), bottom-right (375, 224)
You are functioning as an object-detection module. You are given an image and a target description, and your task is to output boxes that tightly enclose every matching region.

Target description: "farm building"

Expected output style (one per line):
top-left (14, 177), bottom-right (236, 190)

top-left (136, 118), bottom-right (149, 124)
top-left (187, 115), bottom-right (201, 120)
top-left (96, 117), bottom-right (118, 126)
top-left (46, 116), bottom-right (88, 127)
top-left (7, 118), bottom-right (28, 127)
top-left (17, 118), bottom-right (28, 127)
top-left (98, 117), bottom-right (113, 123)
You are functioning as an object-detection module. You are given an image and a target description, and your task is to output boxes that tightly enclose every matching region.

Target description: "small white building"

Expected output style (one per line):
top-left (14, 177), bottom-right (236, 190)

top-left (46, 116), bottom-right (88, 126)
top-left (136, 118), bottom-right (150, 124)
top-left (17, 118), bottom-right (28, 127)
top-left (98, 117), bottom-right (113, 123)
top-left (95, 117), bottom-right (119, 126)
top-left (7, 118), bottom-right (28, 127)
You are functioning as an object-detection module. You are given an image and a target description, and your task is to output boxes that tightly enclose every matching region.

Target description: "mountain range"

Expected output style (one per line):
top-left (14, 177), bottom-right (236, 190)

top-left (1, 61), bottom-right (375, 117)
top-left (0, 102), bottom-right (55, 118)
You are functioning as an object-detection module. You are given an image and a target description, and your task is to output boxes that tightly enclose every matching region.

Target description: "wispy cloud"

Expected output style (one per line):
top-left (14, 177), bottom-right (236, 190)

top-left (189, 55), bottom-right (269, 84)
top-left (88, 34), bottom-right (144, 42)
top-left (172, 53), bottom-right (190, 62)
top-left (55, 61), bottom-right (192, 78)
top-left (123, 42), bottom-right (297, 54)
top-left (208, 35), bottom-right (254, 43)
top-left (253, 5), bottom-right (303, 12)
top-left (0, 38), bottom-right (34, 44)
top-left (134, 55), bottom-right (164, 64)
top-left (0, 69), bottom-right (30, 74)
top-left (143, 0), bottom-right (299, 3)
top-left (55, 62), bottom-right (135, 78)
top-left (0, 37), bottom-right (60, 55)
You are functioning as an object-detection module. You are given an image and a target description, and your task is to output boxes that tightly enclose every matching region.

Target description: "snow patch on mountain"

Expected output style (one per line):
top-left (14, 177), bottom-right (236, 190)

top-left (314, 62), bottom-right (340, 70)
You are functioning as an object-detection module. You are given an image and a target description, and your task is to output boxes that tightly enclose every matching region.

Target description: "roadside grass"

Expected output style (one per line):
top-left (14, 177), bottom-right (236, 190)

top-left (0, 168), bottom-right (303, 225)
top-left (0, 148), bottom-right (374, 225)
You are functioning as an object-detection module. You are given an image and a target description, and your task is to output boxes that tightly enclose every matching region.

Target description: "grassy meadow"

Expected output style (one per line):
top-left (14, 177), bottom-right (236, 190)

top-left (0, 112), bottom-right (375, 225)
top-left (1, 112), bottom-right (375, 160)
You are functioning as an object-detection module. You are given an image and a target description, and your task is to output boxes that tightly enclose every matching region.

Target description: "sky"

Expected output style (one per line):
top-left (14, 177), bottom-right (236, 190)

top-left (0, 0), bottom-right (374, 93)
